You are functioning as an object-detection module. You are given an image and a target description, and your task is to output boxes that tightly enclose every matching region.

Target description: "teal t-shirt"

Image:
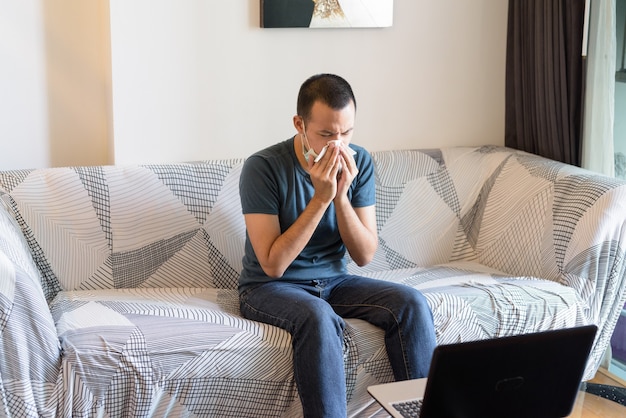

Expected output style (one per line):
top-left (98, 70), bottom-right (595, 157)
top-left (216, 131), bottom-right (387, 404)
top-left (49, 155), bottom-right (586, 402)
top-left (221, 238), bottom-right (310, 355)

top-left (238, 137), bottom-right (375, 290)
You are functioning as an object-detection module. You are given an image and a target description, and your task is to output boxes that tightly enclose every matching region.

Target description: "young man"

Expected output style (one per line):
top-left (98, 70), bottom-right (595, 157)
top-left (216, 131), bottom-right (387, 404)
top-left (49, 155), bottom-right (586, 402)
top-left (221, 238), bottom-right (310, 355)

top-left (238, 74), bottom-right (436, 417)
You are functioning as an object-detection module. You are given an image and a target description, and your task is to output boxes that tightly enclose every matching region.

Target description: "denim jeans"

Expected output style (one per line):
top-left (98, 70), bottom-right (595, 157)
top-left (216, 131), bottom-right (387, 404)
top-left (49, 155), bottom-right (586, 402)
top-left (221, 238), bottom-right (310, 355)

top-left (239, 275), bottom-right (436, 418)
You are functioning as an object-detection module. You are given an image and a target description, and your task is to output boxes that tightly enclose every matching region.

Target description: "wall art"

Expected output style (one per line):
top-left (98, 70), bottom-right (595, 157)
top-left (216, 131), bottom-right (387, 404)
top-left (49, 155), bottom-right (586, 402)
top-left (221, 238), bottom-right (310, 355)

top-left (261, 0), bottom-right (393, 28)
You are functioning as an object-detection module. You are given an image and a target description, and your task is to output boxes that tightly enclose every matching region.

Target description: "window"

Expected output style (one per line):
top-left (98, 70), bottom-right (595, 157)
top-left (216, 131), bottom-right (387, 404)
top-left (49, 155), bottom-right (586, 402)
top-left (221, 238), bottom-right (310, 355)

top-left (608, 0), bottom-right (626, 383)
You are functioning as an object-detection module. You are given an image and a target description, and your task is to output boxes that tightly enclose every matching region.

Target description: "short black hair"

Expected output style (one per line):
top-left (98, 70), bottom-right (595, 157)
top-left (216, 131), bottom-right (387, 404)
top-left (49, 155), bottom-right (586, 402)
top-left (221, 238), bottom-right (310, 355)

top-left (297, 74), bottom-right (356, 121)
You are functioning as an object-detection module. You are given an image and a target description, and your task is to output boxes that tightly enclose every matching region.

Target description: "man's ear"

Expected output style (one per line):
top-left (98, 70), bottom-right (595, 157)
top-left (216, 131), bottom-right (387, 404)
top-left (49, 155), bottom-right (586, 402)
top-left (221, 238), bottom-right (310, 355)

top-left (293, 115), bottom-right (305, 134)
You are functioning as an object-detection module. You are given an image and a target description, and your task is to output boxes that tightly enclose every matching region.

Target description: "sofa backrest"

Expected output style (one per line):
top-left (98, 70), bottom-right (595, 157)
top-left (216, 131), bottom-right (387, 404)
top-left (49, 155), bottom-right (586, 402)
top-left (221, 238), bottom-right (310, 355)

top-left (2, 146), bottom-right (626, 306)
top-left (0, 161), bottom-right (246, 302)
top-left (358, 146), bottom-right (525, 273)
top-left (360, 146), bottom-right (626, 300)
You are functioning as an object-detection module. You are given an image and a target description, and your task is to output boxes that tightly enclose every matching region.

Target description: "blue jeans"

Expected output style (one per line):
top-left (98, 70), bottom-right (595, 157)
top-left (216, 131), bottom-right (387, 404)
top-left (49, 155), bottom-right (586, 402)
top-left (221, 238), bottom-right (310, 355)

top-left (239, 275), bottom-right (436, 418)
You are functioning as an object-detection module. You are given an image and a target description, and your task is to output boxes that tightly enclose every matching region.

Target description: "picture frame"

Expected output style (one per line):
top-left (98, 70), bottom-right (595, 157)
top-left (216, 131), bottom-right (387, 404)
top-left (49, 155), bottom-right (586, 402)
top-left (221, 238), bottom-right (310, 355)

top-left (260, 0), bottom-right (394, 29)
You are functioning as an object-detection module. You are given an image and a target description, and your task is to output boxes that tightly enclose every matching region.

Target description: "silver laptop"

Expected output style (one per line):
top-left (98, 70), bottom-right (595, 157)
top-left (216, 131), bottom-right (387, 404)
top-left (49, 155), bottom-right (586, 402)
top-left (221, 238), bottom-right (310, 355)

top-left (368, 325), bottom-right (597, 418)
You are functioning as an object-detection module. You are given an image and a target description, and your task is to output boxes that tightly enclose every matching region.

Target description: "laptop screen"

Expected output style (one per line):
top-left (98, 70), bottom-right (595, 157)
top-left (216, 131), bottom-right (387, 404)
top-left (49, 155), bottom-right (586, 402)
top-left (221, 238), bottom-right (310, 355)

top-left (419, 325), bottom-right (597, 418)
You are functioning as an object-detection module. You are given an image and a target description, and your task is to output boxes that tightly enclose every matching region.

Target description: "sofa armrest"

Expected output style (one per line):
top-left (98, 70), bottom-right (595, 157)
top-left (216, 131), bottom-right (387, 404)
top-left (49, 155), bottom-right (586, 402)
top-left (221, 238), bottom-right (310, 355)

top-left (552, 174), bottom-right (626, 372)
top-left (468, 150), bottom-right (626, 373)
top-left (0, 202), bottom-right (61, 416)
top-left (487, 153), bottom-right (626, 313)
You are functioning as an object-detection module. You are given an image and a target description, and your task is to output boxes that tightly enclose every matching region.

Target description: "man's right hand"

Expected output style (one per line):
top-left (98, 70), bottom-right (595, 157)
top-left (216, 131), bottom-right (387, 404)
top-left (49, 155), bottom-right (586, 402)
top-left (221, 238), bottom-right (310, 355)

top-left (308, 141), bottom-right (341, 205)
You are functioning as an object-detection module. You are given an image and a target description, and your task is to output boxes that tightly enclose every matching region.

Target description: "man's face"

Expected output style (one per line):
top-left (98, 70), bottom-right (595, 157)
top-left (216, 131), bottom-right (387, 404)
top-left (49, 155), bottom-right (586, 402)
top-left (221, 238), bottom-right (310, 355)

top-left (300, 100), bottom-right (355, 154)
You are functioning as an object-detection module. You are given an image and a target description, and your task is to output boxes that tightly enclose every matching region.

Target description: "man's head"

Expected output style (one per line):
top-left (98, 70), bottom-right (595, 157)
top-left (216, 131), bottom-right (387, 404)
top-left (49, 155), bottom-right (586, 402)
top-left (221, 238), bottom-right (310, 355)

top-left (296, 74), bottom-right (356, 123)
top-left (294, 74), bottom-right (357, 167)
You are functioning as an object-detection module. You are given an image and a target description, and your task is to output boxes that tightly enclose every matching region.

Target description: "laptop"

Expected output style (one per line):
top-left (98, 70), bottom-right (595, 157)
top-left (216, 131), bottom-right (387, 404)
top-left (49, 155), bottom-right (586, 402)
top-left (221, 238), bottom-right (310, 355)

top-left (368, 325), bottom-right (597, 418)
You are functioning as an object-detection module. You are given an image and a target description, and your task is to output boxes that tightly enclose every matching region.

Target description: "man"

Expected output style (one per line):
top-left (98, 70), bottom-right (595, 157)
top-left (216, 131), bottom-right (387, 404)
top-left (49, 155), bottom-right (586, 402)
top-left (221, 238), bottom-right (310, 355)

top-left (239, 74), bottom-right (436, 417)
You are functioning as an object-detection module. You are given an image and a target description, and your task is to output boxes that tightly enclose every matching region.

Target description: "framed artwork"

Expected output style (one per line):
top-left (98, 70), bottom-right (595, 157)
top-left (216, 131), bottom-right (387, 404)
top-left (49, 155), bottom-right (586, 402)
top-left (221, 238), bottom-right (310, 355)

top-left (261, 0), bottom-right (393, 28)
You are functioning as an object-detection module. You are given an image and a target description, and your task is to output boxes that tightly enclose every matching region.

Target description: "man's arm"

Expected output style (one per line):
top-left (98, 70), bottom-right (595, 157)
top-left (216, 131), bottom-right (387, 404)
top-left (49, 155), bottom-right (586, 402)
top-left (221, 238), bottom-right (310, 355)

top-left (244, 195), bottom-right (330, 279)
top-left (333, 146), bottom-right (378, 266)
top-left (334, 202), bottom-right (378, 266)
top-left (244, 146), bottom-right (340, 279)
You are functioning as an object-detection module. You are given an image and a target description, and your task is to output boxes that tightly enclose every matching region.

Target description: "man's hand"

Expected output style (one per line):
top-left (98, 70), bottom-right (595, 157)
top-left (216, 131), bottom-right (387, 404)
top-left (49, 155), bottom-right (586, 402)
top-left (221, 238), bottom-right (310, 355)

top-left (335, 144), bottom-right (358, 201)
top-left (320, 143), bottom-right (376, 267)
top-left (307, 142), bottom-right (341, 204)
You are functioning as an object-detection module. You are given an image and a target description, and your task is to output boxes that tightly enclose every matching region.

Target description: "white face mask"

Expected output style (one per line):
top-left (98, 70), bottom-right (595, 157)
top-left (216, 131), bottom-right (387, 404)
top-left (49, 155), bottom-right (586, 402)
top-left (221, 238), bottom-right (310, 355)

top-left (300, 120), bottom-right (356, 166)
top-left (302, 141), bottom-right (318, 163)
top-left (300, 121), bottom-right (318, 162)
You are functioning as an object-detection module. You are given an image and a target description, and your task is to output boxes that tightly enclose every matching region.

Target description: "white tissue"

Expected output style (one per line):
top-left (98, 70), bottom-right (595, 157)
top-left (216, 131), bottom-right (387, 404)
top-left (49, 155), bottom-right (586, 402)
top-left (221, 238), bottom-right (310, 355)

top-left (314, 140), bottom-right (356, 163)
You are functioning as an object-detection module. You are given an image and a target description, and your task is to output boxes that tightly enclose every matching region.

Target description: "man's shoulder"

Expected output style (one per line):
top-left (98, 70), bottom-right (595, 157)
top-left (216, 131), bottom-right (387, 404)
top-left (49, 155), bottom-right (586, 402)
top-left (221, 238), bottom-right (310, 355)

top-left (248, 138), bottom-right (294, 162)
top-left (350, 143), bottom-right (373, 170)
top-left (242, 138), bottom-right (296, 181)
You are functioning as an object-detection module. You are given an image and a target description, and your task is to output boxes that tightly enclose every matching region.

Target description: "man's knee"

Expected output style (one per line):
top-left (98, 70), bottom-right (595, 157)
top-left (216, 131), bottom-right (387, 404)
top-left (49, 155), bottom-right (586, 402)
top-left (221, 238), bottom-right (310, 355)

top-left (296, 301), bottom-right (345, 339)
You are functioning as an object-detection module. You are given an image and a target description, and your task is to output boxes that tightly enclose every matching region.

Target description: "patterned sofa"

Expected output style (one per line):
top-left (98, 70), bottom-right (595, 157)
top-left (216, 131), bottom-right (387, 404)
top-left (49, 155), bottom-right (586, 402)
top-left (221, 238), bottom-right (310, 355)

top-left (2, 146), bottom-right (626, 417)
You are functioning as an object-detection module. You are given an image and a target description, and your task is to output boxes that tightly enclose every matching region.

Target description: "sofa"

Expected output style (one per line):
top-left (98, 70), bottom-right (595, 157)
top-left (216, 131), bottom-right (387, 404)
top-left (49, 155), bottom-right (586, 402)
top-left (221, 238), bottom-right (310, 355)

top-left (1, 145), bottom-right (626, 417)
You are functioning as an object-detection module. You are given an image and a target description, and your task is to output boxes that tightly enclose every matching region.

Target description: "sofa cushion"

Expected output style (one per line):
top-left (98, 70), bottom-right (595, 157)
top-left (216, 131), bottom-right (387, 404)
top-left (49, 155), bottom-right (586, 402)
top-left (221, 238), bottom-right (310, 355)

top-left (48, 259), bottom-right (586, 417)
top-left (49, 287), bottom-right (391, 417)
top-left (350, 261), bottom-right (588, 342)
top-left (0, 162), bottom-right (246, 301)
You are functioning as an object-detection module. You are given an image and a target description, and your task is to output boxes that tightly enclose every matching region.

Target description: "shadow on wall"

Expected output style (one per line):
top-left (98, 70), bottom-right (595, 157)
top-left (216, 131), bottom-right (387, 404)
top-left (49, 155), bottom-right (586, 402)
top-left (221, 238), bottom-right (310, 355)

top-left (42, 0), bottom-right (113, 167)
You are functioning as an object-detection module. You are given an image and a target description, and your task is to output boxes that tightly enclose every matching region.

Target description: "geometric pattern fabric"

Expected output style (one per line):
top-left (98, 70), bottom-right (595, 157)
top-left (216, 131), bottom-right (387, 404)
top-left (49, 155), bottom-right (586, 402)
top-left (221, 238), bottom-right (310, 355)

top-left (1, 146), bottom-right (626, 417)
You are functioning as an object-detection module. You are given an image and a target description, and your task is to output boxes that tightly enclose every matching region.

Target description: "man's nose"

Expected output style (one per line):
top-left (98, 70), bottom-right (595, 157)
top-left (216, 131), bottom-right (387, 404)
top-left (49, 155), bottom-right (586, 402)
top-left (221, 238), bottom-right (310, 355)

top-left (328, 138), bottom-right (343, 147)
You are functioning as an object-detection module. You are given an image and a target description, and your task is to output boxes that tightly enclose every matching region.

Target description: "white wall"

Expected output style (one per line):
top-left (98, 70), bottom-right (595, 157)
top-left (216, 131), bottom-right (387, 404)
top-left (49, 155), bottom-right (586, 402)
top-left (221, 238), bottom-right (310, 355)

top-left (0, 1), bottom-right (49, 169)
top-left (110, 0), bottom-right (508, 164)
top-left (1, 1), bottom-right (508, 169)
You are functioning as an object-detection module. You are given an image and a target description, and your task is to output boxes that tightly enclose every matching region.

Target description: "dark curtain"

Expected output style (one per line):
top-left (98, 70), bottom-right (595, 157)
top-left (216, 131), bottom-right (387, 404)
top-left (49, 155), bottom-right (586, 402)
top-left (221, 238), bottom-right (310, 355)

top-left (505, 0), bottom-right (586, 166)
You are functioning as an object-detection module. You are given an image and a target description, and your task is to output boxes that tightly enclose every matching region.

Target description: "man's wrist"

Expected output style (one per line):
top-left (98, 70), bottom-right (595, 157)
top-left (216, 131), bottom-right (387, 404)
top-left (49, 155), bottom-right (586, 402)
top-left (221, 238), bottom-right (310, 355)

top-left (310, 194), bottom-right (333, 210)
top-left (333, 194), bottom-right (351, 211)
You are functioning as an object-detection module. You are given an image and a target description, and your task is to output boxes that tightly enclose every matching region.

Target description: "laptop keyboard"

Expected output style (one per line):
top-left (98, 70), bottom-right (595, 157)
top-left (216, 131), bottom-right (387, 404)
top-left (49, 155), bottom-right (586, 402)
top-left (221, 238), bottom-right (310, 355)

top-left (392, 399), bottom-right (423, 418)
